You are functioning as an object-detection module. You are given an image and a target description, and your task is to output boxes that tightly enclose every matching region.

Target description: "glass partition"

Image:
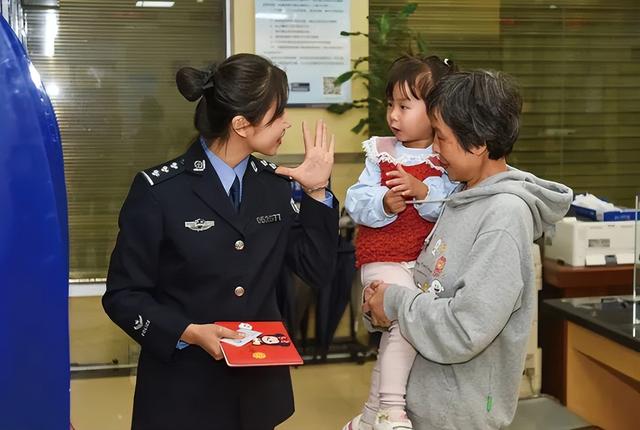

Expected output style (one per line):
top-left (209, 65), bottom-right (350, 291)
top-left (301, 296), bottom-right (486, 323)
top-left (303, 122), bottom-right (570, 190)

top-left (22, 0), bottom-right (227, 373)
top-left (634, 194), bottom-right (639, 331)
top-left (370, 0), bottom-right (640, 210)
top-left (25, 0), bottom-right (227, 280)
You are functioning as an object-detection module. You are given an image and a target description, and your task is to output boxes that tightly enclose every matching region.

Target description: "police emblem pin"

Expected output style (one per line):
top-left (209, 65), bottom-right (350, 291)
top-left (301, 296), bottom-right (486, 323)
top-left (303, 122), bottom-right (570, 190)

top-left (184, 218), bottom-right (215, 231)
top-left (193, 160), bottom-right (206, 172)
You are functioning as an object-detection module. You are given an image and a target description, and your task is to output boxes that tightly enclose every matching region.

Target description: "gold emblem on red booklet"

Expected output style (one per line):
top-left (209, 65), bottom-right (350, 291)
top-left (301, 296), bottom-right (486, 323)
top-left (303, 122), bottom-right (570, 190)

top-left (253, 352), bottom-right (266, 360)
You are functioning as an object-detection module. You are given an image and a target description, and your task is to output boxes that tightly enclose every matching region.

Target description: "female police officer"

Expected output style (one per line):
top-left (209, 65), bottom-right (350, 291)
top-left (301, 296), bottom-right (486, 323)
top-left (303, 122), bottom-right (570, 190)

top-left (103, 53), bottom-right (339, 430)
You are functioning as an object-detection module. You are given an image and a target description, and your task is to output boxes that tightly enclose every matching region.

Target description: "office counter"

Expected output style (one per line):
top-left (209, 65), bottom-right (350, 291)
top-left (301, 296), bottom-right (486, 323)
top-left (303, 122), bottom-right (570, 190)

top-left (540, 259), bottom-right (633, 403)
top-left (544, 296), bottom-right (640, 430)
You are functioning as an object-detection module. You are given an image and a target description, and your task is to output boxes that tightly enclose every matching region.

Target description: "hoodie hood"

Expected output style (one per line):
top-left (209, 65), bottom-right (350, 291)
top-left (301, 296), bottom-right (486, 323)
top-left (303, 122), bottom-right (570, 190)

top-left (447, 167), bottom-right (573, 238)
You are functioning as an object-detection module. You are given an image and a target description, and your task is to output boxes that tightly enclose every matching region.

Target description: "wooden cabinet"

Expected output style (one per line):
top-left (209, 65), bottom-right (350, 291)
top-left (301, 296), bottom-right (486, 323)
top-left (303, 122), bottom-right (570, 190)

top-left (565, 322), bottom-right (640, 430)
top-left (539, 259), bottom-right (633, 403)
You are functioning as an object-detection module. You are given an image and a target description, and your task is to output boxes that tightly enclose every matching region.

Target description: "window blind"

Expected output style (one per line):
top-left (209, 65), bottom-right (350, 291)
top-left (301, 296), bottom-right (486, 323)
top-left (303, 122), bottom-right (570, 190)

top-left (371, 0), bottom-right (640, 207)
top-left (25, 0), bottom-right (226, 279)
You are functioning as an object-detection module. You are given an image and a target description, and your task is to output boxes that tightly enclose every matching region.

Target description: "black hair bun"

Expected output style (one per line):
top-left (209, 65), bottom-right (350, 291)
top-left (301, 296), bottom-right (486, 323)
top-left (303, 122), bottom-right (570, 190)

top-left (176, 66), bottom-right (209, 102)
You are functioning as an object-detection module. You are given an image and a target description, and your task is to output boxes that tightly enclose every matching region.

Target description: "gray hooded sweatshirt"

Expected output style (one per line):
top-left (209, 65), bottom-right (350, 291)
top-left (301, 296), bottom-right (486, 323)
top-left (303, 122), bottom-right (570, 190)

top-left (383, 168), bottom-right (572, 430)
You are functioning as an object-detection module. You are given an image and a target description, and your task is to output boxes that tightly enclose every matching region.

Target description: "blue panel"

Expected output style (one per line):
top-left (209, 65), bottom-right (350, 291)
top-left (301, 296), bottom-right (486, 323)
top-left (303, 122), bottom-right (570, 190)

top-left (0, 15), bottom-right (70, 429)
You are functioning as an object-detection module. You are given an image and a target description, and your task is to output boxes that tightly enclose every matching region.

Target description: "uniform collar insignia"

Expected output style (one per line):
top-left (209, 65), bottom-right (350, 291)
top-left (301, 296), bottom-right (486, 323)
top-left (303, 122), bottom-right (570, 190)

top-left (184, 140), bottom-right (210, 175)
top-left (193, 160), bottom-right (206, 172)
top-left (290, 198), bottom-right (300, 213)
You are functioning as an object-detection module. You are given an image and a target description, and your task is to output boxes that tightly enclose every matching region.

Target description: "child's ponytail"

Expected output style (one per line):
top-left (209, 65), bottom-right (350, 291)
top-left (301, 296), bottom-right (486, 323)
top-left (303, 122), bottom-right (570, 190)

top-left (385, 54), bottom-right (459, 102)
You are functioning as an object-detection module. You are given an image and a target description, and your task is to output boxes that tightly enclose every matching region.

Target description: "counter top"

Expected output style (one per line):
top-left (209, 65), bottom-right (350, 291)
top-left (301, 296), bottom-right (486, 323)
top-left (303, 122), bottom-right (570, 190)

top-left (542, 259), bottom-right (634, 290)
top-left (543, 295), bottom-right (640, 353)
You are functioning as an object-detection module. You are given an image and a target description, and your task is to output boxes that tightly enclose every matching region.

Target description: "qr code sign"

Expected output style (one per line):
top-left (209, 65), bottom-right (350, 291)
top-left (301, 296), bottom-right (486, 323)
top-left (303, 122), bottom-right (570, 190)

top-left (323, 77), bottom-right (342, 95)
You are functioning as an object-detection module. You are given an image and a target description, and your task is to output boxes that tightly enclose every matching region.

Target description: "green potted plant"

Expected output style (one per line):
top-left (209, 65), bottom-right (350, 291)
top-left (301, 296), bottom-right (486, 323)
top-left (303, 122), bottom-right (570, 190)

top-left (327, 3), bottom-right (427, 137)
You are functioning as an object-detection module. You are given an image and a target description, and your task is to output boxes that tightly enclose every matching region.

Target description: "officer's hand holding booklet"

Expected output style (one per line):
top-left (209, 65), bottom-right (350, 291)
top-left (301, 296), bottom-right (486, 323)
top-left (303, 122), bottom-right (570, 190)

top-left (217, 321), bottom-right (303, 367)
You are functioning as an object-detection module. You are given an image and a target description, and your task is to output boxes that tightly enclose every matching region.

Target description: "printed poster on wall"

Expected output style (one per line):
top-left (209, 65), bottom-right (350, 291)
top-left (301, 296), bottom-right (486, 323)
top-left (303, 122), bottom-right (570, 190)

top-left (255, 0), bottom-right (351, 106)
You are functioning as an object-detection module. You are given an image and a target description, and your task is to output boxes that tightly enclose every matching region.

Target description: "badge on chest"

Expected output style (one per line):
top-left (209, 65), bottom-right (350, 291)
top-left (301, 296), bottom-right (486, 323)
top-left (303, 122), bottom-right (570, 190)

top-left (184, 218), bottom-right (215, 231)
top-left (256, 213), bottom-right (281, 224)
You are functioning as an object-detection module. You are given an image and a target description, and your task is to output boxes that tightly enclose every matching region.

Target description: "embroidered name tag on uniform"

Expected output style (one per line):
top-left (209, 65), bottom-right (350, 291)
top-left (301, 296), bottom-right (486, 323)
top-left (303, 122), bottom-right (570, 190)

top-left (256, 213), bottom-right (281, 224)
top-left (184, 218), bottom-right (215, 231)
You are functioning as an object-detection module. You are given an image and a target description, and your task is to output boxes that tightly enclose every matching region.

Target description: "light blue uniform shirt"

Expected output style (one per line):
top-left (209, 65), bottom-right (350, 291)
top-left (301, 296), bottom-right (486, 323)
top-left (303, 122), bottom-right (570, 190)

top-left (201, 138), bottom-right (249, 198)
top-left (200, 137), bottom-right (333, 206)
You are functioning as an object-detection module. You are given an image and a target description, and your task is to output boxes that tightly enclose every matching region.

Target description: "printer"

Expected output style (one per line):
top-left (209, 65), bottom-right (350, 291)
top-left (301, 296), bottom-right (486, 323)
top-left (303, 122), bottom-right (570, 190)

top-left (544, 218), bottom-right (638, 266)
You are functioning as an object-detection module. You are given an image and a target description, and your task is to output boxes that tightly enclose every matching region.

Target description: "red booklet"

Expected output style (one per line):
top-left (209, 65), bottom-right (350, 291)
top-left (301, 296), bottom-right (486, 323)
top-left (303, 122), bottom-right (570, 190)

top-left (216, 321), bottom-right (303, 367)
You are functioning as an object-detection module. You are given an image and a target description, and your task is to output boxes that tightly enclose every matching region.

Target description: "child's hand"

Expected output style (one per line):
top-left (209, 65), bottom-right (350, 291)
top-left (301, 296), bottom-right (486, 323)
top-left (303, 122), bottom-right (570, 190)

top-left (383, 189), bottom-right (406, 214)
top-left (386, 165), bottom-right (429, 199)
top-left (362, 284), bottom-right (376, 303)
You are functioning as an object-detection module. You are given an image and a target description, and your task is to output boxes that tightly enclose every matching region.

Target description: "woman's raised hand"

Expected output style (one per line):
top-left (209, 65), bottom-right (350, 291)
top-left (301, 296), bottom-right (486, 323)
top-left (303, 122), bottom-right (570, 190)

top-left (275, 120), bottom-right (335, 194)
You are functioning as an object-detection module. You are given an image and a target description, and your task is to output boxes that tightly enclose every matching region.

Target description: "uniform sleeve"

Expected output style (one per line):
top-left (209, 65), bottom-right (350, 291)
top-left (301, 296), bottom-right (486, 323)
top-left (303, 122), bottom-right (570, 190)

top-left (414, 173), bottom-right (459, 221)
top-left (345, 157), bottom-right (396, 228)
top-left (383, 230), bottom-right (525, 364)
top-left (286, 190), bottom-right (339, 288)
top-left (103, 174), bottom-right (192, 363)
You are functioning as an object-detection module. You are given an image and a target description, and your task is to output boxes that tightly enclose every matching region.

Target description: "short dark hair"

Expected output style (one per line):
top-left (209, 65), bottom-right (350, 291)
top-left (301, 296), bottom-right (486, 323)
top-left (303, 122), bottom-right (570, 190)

top-left (426, 70), bottom-right (522, 160)
top-left (385, 55), bottom-right (457, 101)
top-left (176, 53), bottom-right (288, 141)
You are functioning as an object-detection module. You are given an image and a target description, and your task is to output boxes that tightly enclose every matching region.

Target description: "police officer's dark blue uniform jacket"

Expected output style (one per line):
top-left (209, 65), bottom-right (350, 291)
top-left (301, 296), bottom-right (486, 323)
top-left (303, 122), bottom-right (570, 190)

top-left (103, 139), bottom-right (339, 430)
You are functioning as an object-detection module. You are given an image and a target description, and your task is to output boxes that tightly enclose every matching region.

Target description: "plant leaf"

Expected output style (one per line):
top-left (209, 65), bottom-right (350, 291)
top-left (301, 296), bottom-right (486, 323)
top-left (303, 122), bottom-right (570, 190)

top-left (368, 97), bottom-right (385, 108)
top-left (351, 118), bottom-right (369, 134)
top-left (340, 31), bottom-right (368, 38)
top-left (416, 33), bottom-right (428, 55)
top-left (379, 14), bottom-right (390, 37)
top-left (353, 56), bottom-right (369, 68)
top-left (400, 3), bottom-right (418, 17)
top-left (326, 103), bottom-right (355, 114)
top-left (333, 71), bottom-right (356, 85)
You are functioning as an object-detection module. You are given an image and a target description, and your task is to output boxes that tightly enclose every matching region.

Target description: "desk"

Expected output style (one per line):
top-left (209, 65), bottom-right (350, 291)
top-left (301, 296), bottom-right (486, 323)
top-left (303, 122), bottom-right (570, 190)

top-left (542, 260), bottom-right (634, 296)
top-left (540, 259), bottom-right (633, 403)
top-left (544, 297), bottom-right (640, 430)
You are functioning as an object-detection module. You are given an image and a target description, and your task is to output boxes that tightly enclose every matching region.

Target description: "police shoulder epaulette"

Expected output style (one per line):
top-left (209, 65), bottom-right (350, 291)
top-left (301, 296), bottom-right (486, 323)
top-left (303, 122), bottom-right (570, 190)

top-left (253, 157), bottom-right (291, 181)
top-left (140, 158), bottom-right (185, 186)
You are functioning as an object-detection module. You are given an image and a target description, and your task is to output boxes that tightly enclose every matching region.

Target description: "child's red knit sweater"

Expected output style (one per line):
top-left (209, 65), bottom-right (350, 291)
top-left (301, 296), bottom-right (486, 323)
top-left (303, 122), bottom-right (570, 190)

top-left (355, 160), bottom-right (444, 268)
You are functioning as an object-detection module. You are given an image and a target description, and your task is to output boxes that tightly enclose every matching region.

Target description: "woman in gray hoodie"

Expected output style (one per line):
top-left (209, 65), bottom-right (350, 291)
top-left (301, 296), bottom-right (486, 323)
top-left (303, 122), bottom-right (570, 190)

top-left (366, 70), bottom-right (573, 430)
